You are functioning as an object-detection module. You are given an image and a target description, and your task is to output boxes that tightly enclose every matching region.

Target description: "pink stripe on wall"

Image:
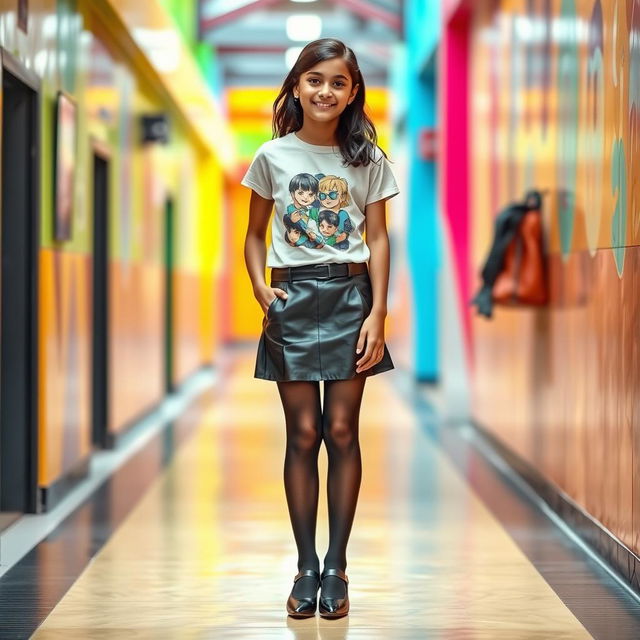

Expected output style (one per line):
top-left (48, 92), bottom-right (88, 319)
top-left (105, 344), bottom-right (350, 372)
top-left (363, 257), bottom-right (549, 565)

top-left (440, 1), bottom-right (473, 370)
top-left (442, 0), bottom-right (467, 23)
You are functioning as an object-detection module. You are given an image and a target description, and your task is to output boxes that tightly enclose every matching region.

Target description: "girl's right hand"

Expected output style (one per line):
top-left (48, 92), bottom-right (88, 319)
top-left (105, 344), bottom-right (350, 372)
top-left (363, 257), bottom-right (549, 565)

top-left (255, 285), bottom-right (288, 315)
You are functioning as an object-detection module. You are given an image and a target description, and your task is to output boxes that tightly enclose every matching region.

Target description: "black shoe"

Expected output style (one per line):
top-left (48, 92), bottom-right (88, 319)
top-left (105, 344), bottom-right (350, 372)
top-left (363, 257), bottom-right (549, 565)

top-left (286, 568), bottom-right (321, 618)
top-left (318, 567), bottom-right (349, 618)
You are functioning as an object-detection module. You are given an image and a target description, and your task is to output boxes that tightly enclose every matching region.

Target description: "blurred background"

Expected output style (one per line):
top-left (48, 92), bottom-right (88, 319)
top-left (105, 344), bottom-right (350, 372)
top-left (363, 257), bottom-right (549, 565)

top-left (1, 0), bottom-right (640, 636)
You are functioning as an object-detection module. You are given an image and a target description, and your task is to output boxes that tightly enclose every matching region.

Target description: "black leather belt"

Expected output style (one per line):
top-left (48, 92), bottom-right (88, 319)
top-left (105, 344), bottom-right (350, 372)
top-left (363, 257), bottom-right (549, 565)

top-left (271, 262), bottom-right (368, 282)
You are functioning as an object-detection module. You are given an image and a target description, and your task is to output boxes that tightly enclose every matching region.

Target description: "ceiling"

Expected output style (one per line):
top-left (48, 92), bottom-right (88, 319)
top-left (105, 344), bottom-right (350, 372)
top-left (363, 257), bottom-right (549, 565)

top-left (198, 0), bottom-right (404, 87)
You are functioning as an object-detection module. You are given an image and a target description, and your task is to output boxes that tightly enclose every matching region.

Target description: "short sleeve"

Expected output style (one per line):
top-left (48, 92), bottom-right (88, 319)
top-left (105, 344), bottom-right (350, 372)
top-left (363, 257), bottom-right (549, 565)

top-left (365, 149), bottom-right (400, 206)
top-left (241, 147), bottom-right (273, 200)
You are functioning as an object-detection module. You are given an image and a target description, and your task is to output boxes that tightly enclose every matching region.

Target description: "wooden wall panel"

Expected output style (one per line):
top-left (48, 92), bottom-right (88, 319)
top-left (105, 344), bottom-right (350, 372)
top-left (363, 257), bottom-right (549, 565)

top-left (468, 0), bottom-right (640, 556)
top-left (472, 248), bottom-right (639, 553)
top-left (109, 262), bottom-right (164, 435)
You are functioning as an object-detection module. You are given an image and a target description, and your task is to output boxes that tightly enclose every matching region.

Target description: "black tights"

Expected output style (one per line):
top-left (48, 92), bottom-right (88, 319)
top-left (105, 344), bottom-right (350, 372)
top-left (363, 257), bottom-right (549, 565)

top-left (276, 377), bottom-right (366, 599)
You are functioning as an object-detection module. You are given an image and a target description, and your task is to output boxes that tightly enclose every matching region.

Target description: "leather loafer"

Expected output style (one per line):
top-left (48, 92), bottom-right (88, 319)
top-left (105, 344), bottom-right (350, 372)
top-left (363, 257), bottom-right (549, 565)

top-left (318, 567), bottom-right (349, 618)
top-left (286, 568), bottom-right (321, 618)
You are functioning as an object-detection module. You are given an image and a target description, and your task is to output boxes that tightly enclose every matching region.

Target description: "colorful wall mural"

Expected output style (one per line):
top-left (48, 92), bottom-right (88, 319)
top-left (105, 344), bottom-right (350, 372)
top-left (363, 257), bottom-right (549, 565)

top-left (467, 0), bottom-right (640, 561)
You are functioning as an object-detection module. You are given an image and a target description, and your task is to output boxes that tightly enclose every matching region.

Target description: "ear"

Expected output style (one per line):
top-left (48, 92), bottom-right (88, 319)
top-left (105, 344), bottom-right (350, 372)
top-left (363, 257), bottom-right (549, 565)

top-left (348, 83), bottom-right (360, 105)
top-left (293, 83), bottom-right (300, 99)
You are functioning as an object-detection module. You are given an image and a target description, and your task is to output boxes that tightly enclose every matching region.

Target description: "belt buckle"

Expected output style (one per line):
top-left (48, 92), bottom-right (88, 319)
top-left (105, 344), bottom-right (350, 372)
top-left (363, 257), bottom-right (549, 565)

top-left (313, 264), bottom-right (332, 280)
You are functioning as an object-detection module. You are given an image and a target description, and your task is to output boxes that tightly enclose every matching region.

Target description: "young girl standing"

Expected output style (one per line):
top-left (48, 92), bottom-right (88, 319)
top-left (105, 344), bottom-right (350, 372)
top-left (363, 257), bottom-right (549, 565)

top-left (242, 38), bottom-right (399, 619)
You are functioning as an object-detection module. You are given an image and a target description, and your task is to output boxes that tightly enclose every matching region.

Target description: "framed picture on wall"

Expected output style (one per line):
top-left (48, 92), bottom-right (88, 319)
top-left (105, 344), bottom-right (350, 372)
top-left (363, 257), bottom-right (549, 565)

top-left (54, 91), bottom-right (76, 242)
top-left (18, 0), bottom-right (28, 33)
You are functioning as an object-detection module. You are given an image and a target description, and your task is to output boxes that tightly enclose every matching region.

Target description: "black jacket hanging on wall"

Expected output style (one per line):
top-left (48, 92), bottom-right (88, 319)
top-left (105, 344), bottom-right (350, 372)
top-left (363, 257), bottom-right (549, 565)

top-left (470, 190), bottom-right (544, 319)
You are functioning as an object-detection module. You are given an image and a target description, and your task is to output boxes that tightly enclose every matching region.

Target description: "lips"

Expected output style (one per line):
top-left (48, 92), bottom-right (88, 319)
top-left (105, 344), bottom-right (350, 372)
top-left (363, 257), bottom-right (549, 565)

top-left (312, 101), bottom-right (336, 109)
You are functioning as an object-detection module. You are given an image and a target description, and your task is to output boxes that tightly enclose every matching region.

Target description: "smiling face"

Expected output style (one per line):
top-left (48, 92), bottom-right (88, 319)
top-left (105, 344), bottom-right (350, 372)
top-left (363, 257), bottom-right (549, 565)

top-left (293, 57), bottom-right (359, 123)
top-left (319, 191), bottom-right (340, 210)
top-left (319, 219), bottom-right (337, 237)
top-left (318, 176), bottom-right (349, 210)
top-left (292, 188), bottom-right (315, 209)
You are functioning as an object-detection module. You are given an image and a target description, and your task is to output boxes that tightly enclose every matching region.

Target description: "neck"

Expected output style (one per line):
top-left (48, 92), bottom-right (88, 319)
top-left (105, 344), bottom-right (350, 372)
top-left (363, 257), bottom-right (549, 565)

top-left (295, 120), bottom-right (339, 146)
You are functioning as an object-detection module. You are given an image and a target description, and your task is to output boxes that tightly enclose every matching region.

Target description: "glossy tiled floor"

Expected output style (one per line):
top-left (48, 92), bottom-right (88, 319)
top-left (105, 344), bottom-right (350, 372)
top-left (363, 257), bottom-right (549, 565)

top-left (23, 350), bottom-right (612, 639)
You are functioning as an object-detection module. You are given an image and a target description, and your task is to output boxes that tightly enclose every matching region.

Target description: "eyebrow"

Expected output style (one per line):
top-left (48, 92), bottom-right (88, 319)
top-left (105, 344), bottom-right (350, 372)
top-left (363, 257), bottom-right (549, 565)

top-left (305, 71), bottom-right (349, 81)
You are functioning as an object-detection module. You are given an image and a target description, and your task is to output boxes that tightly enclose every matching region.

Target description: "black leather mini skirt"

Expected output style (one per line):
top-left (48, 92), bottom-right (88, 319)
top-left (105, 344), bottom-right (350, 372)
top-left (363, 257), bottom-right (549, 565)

top-left (255, 262), bottom-right (394, 382)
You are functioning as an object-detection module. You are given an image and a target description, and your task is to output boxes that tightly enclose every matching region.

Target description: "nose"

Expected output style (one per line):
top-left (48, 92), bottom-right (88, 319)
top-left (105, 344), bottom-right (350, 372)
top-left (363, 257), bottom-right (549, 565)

top-left (318, 82), bottom-right (333, 98)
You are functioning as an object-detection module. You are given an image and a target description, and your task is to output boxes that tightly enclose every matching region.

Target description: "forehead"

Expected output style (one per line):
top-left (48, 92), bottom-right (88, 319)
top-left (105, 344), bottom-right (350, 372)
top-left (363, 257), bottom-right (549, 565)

top-left (303, 57), bottom-right (352, 83)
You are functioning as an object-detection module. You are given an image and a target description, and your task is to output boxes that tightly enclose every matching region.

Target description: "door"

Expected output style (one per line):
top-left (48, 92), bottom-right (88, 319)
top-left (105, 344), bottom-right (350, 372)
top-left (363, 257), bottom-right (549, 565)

top-left (0, 51), bottom-right (40, 519)
top-left (91, 149), bottom-right (110, 448)
top-left (164, 197), bottom-right (174, 393)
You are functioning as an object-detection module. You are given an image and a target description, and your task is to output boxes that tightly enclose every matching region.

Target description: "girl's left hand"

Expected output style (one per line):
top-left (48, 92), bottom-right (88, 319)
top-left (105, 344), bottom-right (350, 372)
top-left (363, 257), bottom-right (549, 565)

top-left (355, 313), bottom-right (386, 373)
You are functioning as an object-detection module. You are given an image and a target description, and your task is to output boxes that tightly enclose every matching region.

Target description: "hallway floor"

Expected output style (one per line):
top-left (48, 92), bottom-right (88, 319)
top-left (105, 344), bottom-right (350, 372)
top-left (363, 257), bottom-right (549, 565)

top-left (2, 346), bottom-right (639, 639)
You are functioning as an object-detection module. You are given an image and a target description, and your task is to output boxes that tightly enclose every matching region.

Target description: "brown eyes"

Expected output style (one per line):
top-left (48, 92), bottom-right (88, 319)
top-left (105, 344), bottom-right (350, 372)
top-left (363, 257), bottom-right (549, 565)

top-left (307, 78), bottom-right (346, 88)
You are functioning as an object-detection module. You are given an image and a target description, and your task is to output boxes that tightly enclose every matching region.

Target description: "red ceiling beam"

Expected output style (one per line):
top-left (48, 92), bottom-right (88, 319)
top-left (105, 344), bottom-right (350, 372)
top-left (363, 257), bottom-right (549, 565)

top-left (217, 44), bottom-right (288, 54)
top-left (324, 0), bottom-right (402, 34)
top-left (201, 0), bottom-right (402, 34)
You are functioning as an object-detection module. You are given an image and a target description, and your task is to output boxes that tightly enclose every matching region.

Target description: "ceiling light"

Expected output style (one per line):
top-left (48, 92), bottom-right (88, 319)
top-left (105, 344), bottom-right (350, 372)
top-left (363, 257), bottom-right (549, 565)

top-left (290, 0), bottom-right (318, 3)
top-left (285, 46), bottom-right (304, 69)
top-left (286, 14), bottom-right (322, 41)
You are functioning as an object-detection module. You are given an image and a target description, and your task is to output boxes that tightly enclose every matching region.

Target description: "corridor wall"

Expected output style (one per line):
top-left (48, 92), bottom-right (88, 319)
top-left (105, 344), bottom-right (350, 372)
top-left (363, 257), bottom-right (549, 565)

top-left (0, 0), bottom-right (230, 508)
top-left (462, 0), bottom-right (640, 591)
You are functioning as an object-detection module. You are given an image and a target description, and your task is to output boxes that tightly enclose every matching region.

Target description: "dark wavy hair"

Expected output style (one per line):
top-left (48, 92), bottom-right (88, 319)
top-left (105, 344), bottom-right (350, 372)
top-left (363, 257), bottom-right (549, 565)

top-left (272, 38), bottom-right (386, 167)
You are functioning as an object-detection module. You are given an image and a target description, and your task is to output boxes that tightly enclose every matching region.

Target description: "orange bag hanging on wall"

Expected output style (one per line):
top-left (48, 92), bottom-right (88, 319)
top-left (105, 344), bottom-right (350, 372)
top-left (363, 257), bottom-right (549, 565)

top-left (471, 190), bottom-right (548, 318)
top-left (493, 206), bottom-right (548, 306)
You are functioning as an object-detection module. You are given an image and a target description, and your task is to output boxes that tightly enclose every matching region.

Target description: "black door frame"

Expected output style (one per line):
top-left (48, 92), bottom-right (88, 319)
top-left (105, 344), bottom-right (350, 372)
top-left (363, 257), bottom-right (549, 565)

top-left (90, 139), bottom-right (111, 448)
top-left (0, 48), bottom-right (41, 513)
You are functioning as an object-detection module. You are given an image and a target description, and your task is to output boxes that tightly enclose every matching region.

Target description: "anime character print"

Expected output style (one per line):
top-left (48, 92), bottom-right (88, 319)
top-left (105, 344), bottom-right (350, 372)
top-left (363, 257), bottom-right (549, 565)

top-left (283, 173), bottom-right (322, 248)
top-left (283, 172), bottom-right (354, 250)
top-left (313, 175), bottom-right (354, 249)
top-left (284, 215), bottom-right (305, 247)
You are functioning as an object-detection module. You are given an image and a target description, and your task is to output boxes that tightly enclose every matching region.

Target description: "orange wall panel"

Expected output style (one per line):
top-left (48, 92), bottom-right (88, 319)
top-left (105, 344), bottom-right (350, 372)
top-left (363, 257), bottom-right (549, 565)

top-left (38, 250), bottom-right (92, 486)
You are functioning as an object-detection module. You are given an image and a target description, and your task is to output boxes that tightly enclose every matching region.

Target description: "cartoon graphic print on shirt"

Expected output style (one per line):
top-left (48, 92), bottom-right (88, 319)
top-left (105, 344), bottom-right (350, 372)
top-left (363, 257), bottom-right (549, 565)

top-left (283, 172), bottom-right (355, 250)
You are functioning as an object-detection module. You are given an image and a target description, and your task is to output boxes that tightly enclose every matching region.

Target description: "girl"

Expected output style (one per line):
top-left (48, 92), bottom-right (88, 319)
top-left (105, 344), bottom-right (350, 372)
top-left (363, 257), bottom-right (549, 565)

top-left (242, 38), bottom-right (399, 619)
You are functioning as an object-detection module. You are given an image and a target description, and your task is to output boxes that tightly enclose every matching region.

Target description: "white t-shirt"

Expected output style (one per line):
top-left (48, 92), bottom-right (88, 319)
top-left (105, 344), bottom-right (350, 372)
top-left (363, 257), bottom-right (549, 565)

top-left (241, 132), bottom-right (400, 268)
